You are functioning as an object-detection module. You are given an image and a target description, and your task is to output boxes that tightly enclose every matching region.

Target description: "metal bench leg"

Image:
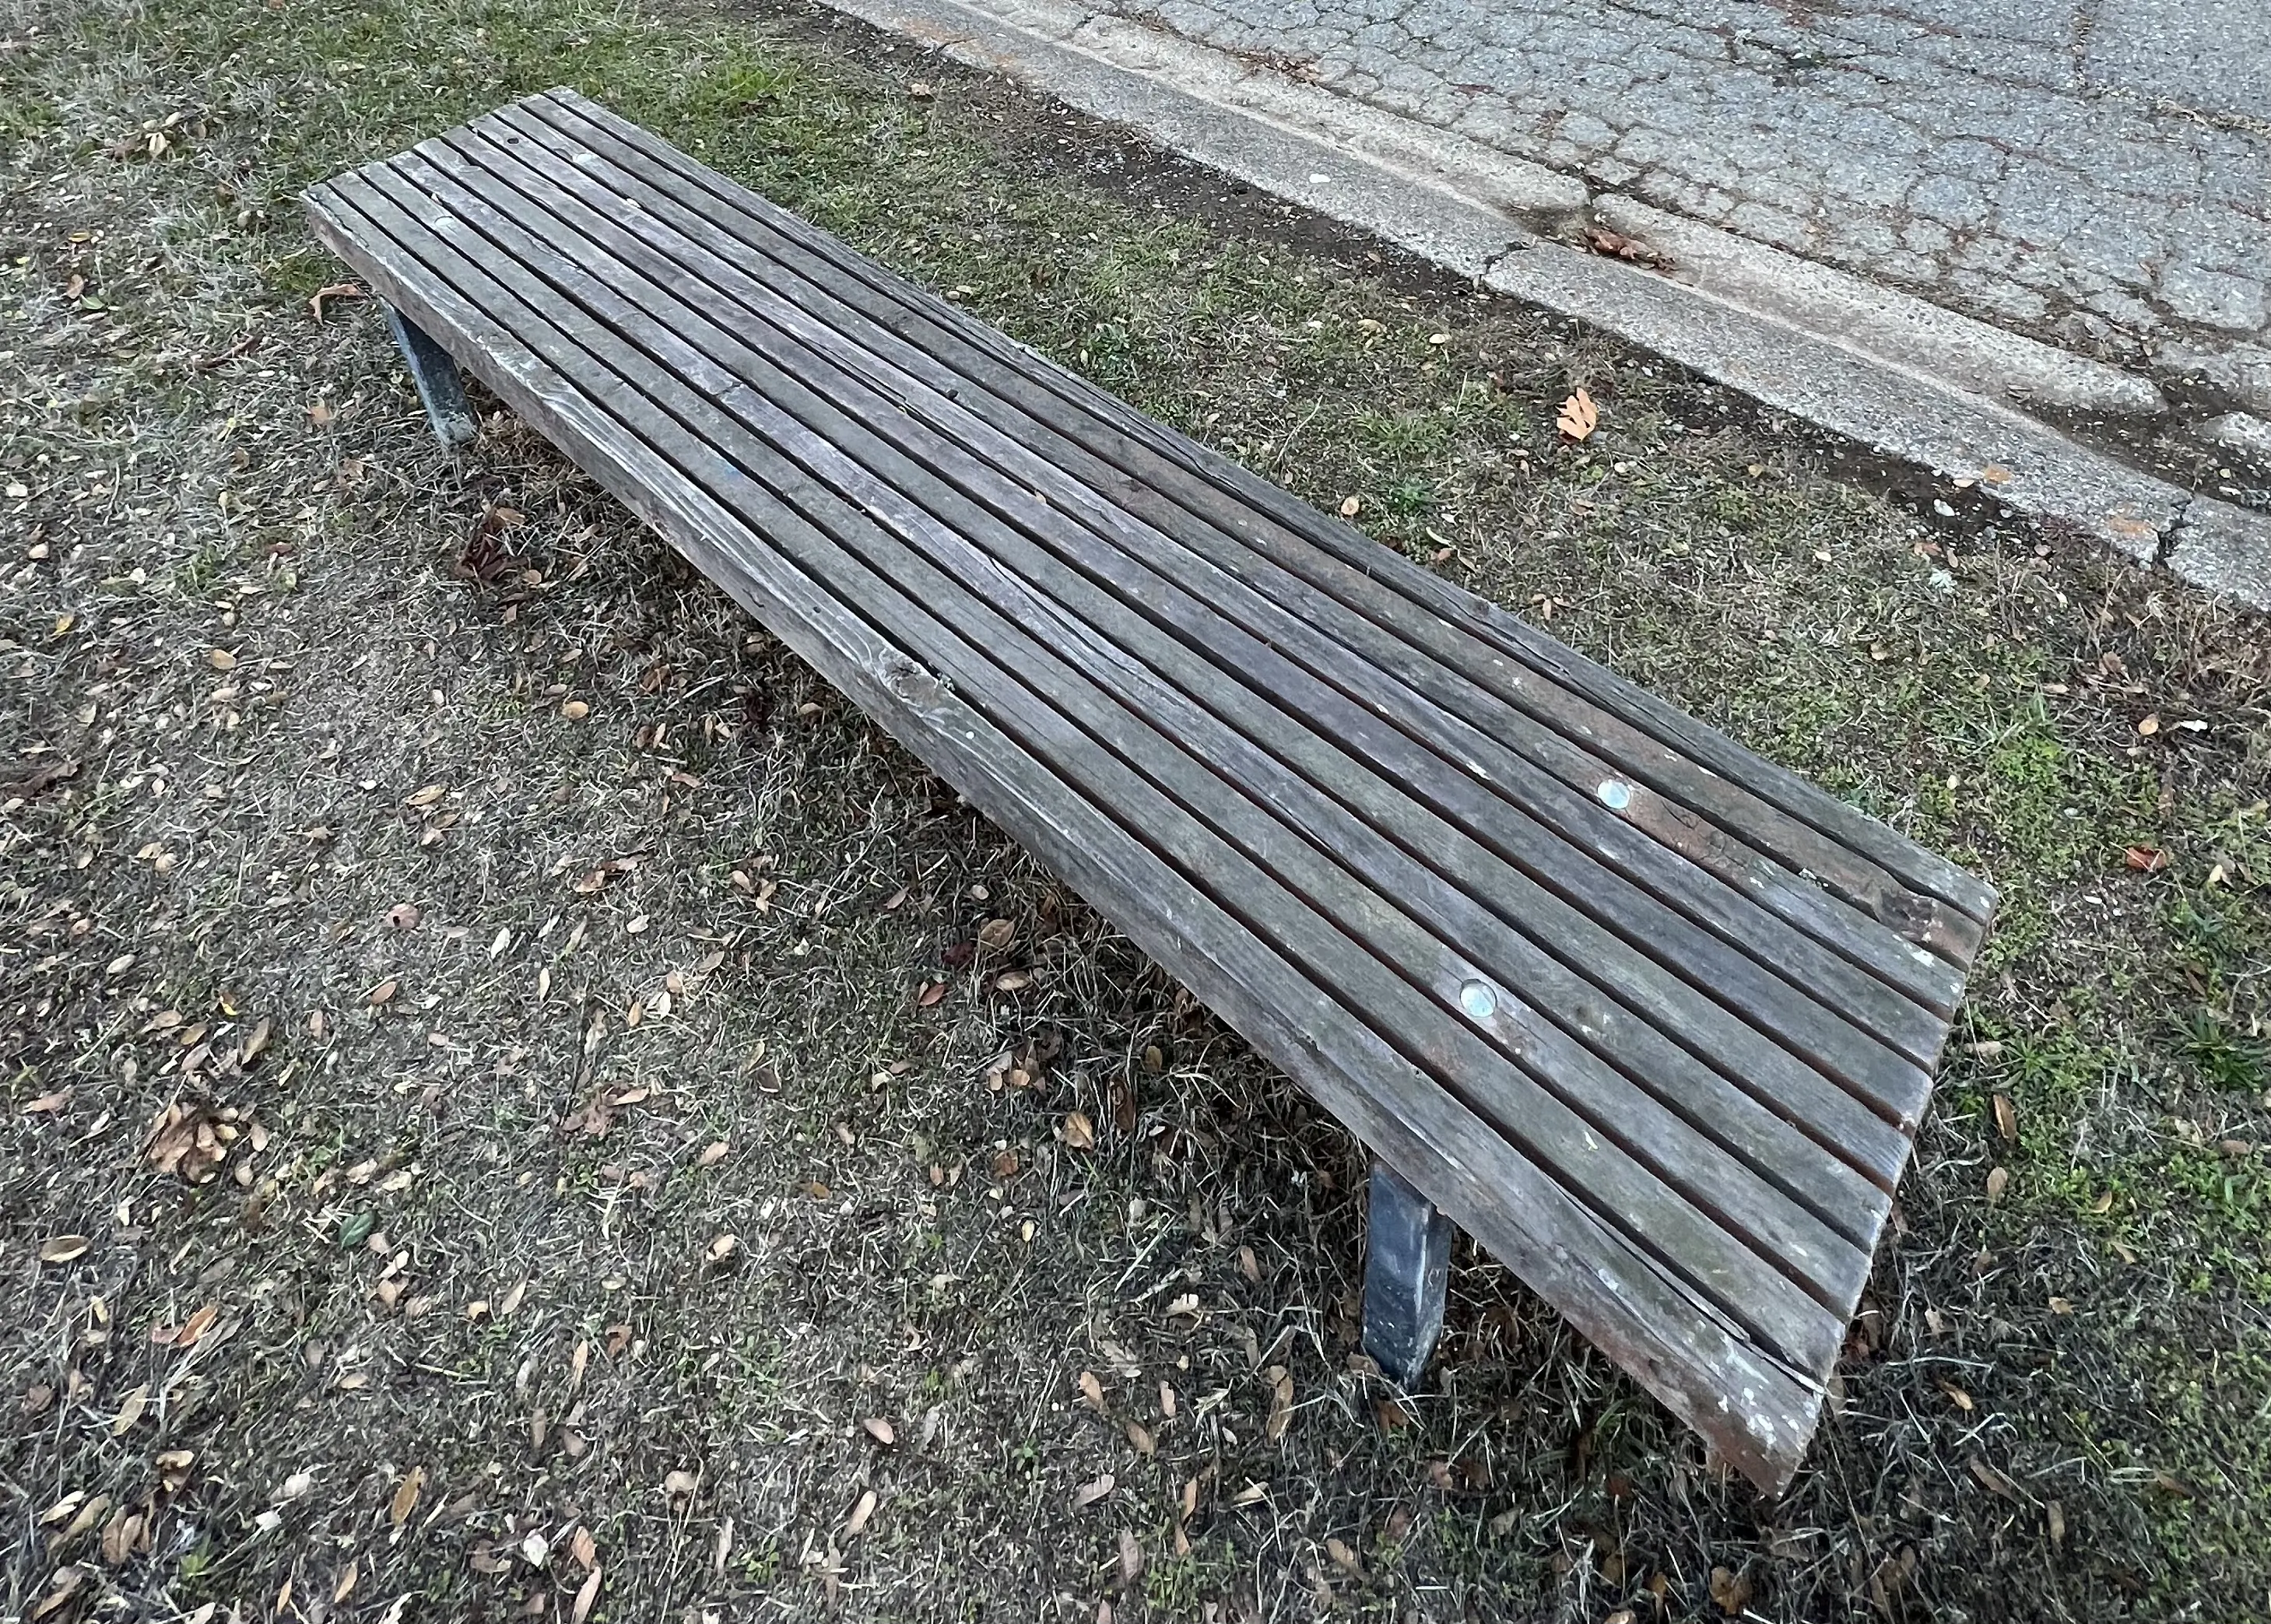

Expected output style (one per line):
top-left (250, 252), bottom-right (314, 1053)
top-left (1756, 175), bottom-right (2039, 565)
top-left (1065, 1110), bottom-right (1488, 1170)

top-left (385, 305), bottom-right (479, 447)
top-left (1362, 1159), bottom-right (1453, 1388)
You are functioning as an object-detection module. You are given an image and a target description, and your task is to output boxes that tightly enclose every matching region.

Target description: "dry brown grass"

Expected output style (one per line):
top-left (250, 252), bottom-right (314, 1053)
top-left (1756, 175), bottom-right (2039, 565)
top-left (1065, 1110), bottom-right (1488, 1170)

top-left (3, 0), bottom-right (2269, 1619)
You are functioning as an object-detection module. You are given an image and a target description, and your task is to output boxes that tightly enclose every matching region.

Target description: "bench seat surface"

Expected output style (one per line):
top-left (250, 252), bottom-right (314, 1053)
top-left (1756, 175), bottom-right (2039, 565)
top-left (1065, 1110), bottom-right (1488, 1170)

top-left (305, 89), bottom-right (1995, 1490)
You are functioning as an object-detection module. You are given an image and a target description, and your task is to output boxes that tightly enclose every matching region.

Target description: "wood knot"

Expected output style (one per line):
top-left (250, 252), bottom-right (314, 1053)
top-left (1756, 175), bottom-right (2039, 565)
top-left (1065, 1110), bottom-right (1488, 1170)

top-left (1873, 888), bottom-right (1936, 943)
top-left (879, 653), bottom-right (937, 705)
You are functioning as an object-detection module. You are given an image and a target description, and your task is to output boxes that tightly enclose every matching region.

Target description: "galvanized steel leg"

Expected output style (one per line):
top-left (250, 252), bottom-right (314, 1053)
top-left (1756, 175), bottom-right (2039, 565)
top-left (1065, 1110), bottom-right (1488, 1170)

top-left (385, 304), bottom-right (478, 447)
top-left (1361, 1159), bottom-right (1453, 1388)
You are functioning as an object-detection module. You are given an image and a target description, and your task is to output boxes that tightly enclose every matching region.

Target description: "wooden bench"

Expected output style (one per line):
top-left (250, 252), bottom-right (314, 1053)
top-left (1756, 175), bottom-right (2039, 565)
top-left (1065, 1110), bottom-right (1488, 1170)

top-left (306, 90), bottom-right (1995, 1492)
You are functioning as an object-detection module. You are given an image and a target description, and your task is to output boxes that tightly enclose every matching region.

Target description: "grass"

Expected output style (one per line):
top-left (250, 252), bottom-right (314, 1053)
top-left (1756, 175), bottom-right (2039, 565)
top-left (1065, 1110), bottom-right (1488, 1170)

top-left (2, 0), bottom-right (2269, 1617)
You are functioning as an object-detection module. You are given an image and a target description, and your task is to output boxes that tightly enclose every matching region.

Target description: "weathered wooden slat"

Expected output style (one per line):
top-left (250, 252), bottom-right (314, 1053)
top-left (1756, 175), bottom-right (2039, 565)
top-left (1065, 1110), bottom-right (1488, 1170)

top-left (504, 98), bottom-right (1973, 1048)
top-left (391, 142), bottom-right (1892, 1300)
top-left (455, 110), bottom-right (1948, 1121)
top-left (304, 174), bottom-right (1848, 1475)
top-left (349, 155), bottom-right (1857, 1359)
top-left (513, 98), bottom-right (1963, 1007)
top-left (531, 89), bottom-right (1998, 945)
top-left (416, 131), bottom-right (1915, 1205)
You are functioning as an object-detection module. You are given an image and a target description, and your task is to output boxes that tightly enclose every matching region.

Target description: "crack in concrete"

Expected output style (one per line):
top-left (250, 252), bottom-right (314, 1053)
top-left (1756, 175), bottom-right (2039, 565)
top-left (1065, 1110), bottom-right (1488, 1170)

top-left (1107, 0), bottom-right (2270, 374)
top-left (819, 0), bottom-right (2271, 608)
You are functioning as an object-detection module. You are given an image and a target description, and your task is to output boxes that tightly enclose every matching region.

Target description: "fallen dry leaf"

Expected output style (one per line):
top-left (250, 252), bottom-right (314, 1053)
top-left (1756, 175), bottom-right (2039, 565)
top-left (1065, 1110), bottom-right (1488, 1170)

top-left (145, 1096), bottom-right (233, 1184)
top-left (1073, 1474), bottom-right (1115, 1510)
top-left (391, 1467), bottom-right (423, 1526)
top-left (1265, 1368), bottom-right (1294, 1442)
top-left (30, 1568), bottom-right (84, 1621)
top-left (1710, 1565), bottom-right (1752, 1615)
top-left (101, 1506), bottom-right (142, 1566)
top-left (844, 1489), bottom-right (878, 1538)
top-left (308, 282), bottom-right (365, 321)
top-left (1062, 1111), bottom-right (1096, 1151)
top-left (38, 1235), bottom-right (90, 1265)
top-left (1584, 226), bottom-right (1673, 269)
top-left (862, 1417), bottom-right (895, 1446)
top-left (1556, 388), bottom-right (1599, 441)
top-left (1078, 1370), bottom-right (1104, 1412)
top-left (1969, 1455), bottom-right (2020, 1498)
top-left (111, 1384), bottom-right (148, 1434)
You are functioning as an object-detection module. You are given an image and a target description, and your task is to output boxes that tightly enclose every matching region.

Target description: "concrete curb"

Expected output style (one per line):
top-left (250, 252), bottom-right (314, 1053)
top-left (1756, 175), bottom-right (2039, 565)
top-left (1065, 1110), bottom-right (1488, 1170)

top-left (809, 0), bottom-right (2271, 610)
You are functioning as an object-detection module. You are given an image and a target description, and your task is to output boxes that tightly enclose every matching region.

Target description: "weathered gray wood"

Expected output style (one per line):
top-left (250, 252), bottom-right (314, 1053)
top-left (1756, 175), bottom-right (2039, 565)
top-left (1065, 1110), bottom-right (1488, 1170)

top-left (498, 98), bottom-right (1972, 1056)
top-left (302, 93), bottom-right (2001, 1490)
top-left (379, 146), bottom-right (1887, 1320)
top-left (532, 89), bottom-right (1998, 942)
top-left (438, 114), bottom-right (1947, 1124)
top-left (303, 171), bottom-right (1838, 1488)
top-left (402, 136), bottom-right (1912, 1222)
top-left (345, 156), bottom-right (1855, 1364)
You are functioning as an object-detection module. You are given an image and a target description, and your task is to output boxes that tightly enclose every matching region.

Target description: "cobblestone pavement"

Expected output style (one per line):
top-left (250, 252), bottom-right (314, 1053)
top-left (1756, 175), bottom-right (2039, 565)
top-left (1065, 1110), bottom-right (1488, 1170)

top-left (1107, 0), bottom-right (2271, 402)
